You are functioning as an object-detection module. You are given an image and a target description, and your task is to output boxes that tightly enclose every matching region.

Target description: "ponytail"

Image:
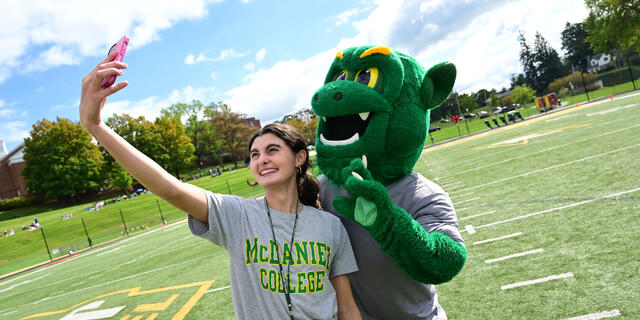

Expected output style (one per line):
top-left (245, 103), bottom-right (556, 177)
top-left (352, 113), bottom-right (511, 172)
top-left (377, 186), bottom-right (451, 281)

top-left (297, 170), bottom-right (321, 209)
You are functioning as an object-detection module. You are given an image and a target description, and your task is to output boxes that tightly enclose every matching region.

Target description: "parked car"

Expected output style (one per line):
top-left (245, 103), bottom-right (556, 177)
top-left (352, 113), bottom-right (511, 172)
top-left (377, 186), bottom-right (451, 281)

top-left (428, 126), bottom-right (441, 133)
top-left (492, 107), bottom-right (503, 115)
top-left (440, 119), bottom-right (450, 123)
top-left (502, 105), bottom-right (516, 113)
top-left (478, 110), bottom-right (489, 118)
top-left (464, 113), bottom-right (477, 119)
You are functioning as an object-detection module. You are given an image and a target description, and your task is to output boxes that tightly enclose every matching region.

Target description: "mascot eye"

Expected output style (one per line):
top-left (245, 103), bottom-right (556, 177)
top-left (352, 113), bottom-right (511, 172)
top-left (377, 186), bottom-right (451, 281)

top-left (335, 70), bottom-right (348, 81)
top-left (355, 68), bottom-right (379, 88)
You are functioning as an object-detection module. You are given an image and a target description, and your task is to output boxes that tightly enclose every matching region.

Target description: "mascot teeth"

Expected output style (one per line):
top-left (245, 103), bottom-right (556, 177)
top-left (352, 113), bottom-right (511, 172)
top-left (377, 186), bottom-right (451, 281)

top-left (358, 112), bottom-right (370, 121)
top-left (320, 133), bottom-right (359, 146)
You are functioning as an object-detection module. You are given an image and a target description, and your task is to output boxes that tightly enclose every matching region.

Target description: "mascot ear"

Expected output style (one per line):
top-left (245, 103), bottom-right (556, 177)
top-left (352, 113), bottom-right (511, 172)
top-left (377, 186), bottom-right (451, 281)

top-left (421, 62), bottom-right (456, 110)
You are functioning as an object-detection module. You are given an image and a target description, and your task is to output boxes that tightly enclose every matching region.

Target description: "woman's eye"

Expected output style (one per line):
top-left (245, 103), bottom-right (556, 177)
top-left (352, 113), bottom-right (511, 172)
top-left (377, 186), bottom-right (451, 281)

top-left (355, 68), bottom-right (379, 88)
top-left (335, 70), bottom-right (347, 81)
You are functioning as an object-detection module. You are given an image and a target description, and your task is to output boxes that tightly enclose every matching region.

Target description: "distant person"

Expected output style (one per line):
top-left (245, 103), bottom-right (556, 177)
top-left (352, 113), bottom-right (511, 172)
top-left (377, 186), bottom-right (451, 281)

top-left (79, 52), bottom-right (361, 320)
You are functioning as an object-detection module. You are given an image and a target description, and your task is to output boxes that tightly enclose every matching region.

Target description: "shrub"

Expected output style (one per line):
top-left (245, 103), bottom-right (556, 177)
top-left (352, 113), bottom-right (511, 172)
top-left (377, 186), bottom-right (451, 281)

top-left (0, 196), bottom-right (38, 211)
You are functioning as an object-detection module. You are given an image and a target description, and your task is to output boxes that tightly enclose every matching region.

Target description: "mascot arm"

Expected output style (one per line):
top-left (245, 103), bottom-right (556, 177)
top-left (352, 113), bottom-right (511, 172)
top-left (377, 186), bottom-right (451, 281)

top-left (333, 159), bottom-right (467, 285)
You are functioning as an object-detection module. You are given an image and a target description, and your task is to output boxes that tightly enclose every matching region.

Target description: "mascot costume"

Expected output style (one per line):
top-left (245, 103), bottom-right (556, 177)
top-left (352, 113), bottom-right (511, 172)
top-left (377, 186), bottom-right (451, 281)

top-left (311, 46), bottom-right (467, 319)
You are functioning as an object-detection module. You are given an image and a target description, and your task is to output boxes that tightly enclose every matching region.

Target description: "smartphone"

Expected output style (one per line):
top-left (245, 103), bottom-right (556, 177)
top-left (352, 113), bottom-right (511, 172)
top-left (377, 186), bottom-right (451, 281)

top-left (101, 35), bottom-right (130, 88)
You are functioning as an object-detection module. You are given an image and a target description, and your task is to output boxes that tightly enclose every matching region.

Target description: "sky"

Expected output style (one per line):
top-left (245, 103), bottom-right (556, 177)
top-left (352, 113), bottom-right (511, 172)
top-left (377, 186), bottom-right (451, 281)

top-left (0, 0), bottom-right (589, 153)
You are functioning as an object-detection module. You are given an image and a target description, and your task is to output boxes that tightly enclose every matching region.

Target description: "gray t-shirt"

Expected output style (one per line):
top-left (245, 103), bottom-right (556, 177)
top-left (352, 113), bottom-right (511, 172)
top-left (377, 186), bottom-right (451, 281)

top-left (319, 173), bottom-right (464, 320)
top-left (189, 191), bottom-right (358, 320)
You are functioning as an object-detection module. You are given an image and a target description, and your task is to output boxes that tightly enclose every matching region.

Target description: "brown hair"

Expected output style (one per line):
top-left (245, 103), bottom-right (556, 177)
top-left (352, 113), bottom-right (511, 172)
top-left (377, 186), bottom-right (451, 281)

top-left (248, 123), bottom-right (320, 209)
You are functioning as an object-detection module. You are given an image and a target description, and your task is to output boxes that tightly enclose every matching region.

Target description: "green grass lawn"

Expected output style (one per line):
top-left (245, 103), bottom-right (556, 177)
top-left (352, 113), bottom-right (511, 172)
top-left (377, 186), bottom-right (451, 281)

top-left (0, 167), bottom-right (263, 275)
top-left (1, 91), bottom-right (639, 319)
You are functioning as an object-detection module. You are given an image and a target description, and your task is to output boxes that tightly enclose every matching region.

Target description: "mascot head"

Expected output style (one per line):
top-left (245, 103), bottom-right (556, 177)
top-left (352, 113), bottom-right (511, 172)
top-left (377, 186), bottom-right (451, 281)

top-left (311, 46), bottom-right (456, 186)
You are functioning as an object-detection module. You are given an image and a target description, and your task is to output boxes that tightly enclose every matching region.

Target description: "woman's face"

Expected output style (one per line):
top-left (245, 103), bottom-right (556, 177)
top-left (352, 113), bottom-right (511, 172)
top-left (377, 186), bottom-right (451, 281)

top-left (249, 133), bottom-right (305, 189)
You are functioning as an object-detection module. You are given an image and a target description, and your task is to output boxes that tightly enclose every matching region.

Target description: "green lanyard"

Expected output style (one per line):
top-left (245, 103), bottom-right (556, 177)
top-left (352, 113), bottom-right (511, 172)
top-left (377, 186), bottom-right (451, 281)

top-left (264, 198), bottom-right (300, 320)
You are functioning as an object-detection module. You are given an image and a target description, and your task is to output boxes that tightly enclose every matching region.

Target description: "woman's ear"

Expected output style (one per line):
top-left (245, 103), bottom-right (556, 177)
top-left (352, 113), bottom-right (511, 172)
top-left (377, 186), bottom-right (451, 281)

top-left (296, 150), bottom-right (307, 168)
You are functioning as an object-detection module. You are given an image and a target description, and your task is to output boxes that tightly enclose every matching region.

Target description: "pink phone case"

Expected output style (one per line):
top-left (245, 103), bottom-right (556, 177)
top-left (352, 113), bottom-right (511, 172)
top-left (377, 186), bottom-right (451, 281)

top-left (101, 35), bottom-right (130, 88)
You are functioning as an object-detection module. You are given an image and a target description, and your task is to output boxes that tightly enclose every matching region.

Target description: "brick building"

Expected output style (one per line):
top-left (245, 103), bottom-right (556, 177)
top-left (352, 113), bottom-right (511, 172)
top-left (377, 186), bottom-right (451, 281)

top-left (0, 141), bottom-right (27, 200)
top-left (241, 117), bottom-right (261, 128)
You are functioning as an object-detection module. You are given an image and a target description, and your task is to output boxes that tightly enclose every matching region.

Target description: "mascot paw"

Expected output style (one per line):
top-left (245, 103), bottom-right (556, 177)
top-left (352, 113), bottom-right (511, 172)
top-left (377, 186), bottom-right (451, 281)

top-left (354, 197), bottom-right (378, 226)
top-left (333, 196), bottom-right (356, 220)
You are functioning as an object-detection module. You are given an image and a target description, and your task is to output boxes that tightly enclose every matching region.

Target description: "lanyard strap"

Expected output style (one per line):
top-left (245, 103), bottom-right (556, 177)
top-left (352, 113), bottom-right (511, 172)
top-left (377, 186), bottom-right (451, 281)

top-left (264, 198), bottom-right (299, 320)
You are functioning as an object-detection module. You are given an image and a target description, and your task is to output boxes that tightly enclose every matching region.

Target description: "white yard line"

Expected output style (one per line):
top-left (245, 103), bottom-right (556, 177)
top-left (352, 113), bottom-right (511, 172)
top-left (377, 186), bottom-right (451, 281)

top-left (460, 210), bottom-right (495, 220)
top-left (564, 310), bottom-right (621, 320)
top-left (475, 187), bottom-right (640, 231)
top-left (450, 191), bottom-right (474, 199)
top-left (485, 248), bottom-right (544, 264)
top-left (474, 232), bottom-right (523, 245)
top-left (445, 185), bottom-right (466, 191)
top-left (0, 267), bottom-right (48, 287)
top-left (587, 103), bottom-right (638, 116)
top-left (455, 197), bottom-right (480, 205)
top-left (460, 143), bottom-right (640, 192)
top-left (443, 122), bottom-right (640, 178)
top-left (441, 182), bottom-right (464, 188)
top-left (206, 285), bottom-right (231, 293)
top-left (501, 272), bottom-right (573, 290)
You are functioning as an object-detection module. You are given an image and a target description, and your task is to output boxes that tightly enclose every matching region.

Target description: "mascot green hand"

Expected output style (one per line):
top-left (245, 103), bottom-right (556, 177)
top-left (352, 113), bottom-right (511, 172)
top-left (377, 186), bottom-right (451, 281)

top-left (312, 46), bottom-right (467, 288)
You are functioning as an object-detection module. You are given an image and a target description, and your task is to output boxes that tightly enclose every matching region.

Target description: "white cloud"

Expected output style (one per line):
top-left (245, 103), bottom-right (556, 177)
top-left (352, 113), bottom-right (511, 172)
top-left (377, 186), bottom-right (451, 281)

top-left (0, 0), bottom-right (222, 81)
top-left (224, 49), bottom-right (335, 122)
top-left (184, 49), bottom-right (248, 65)
top-left (255, 48), bottom-right (267, 63)
top-left (210, 71), bottom-right (218, 80)
top-left (103, 85), bottom-right (217, 120)
top-left (244, 62), bottom-right (255, 70)
top-left (0, 121), bottom-right (30, 144)
top-left (0, 100), bottom-right (25, 119)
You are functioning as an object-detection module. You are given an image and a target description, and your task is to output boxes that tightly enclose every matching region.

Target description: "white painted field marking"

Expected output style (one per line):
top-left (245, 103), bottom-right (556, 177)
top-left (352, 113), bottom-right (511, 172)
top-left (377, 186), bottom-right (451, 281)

top-left (564, 309), bottom-right (621, 320)
top-left (460, 143), bottom-right (640, 192)
top-left (441, 181), bottom-right (463, 187)
top-left (485, 248), bottom-right (543, 264)
top-left (450, 191), bottom-right (474, 199)
top-left (163, 220), bottom-right (187, 232)
top-left (464, 225), bottom-right (476, 234)
top-left (456, 206), bottom-right (475, 212)
top-left (206, 285), bottom-right (231, 293)
top-left (0, 273), bottom-right (49, 293)
top-left (475, 187), bottom-right (640, 231)
top-left (32, 296), bottom-right (51, 304)
top-left (24, 255), bottom-right (209, 305)
top-left (125, 259), bottom-right (136, 265)
top-left (0, 266), bottom-right (47, 287)
top-left (445, 185), bottom-right (466, 192)
top-left (70, 281), bottom-right (86, 287)
top-left (437, 115), bottom-right (635, 175)
top-left (545, 114), bottom-right (574, 122)
top-left (587, 103), bottom-right (638, 116)
top-left (460, 210), bottom-right (496, 221)
top-left (3, 309), bottom-right (18, 315)
top-left (96, 242), bottom-right (138, 256)
top-left (474, 232), bottom-right (523, 245)
top-left (501, 272), bottom-right (573, 290)
top-left (455, 197), bottom-right (480, 205)
top-left (443, 122), bottom-right (640, 178)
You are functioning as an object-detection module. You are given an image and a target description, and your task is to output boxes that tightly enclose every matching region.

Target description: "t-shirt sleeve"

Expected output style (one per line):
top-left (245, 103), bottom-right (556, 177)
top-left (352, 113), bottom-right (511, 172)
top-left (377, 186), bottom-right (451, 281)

top-left (188, 190), bottom-right (245, 250)
top-left (411, 178), bottom-right (465, 245)
top-left (329, 220), bottom-right (359, 278)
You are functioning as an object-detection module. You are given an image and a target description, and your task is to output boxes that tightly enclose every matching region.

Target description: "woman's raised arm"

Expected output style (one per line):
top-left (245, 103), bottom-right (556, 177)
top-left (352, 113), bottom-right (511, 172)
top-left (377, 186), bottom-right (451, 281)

top-left (79, 51), bottom-right (208, 222)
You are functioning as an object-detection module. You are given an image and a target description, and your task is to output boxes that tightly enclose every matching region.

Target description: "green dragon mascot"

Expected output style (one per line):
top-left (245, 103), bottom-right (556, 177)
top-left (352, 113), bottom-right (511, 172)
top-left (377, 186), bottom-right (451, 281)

top-left (311, 46), bottom-right (467, 319)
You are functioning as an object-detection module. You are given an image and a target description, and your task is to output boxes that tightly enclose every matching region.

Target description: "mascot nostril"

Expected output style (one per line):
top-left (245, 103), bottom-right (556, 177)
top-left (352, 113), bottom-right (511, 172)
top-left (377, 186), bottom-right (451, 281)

top-left (314, 94), bottom-right (319, 103)
top-left (333, 92), bottom-right (343, 101)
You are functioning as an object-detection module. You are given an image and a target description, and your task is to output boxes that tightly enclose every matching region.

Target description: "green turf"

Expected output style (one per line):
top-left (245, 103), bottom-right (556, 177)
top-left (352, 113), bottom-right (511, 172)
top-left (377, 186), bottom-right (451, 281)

top-left (1, 91), bottom-right (639, 319)
top-left (0, 167), bottom-right (263, 275)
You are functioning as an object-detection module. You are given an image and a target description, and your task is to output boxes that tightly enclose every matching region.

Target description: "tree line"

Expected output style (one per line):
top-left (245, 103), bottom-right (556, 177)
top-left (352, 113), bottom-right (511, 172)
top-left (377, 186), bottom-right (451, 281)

top-left (432, 0), bottom-right (639, 121)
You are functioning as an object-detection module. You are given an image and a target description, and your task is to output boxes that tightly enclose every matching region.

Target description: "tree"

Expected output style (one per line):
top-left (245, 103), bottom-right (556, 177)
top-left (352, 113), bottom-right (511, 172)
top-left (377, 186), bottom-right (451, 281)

top-left (161, 100), bottom-right (221, 165)
top-left (519, 31), bottom-right (569, 94)
top-left (584, 0), bottom-right (640, 54)
top-left (22, 118), bottom-right (105, 200)
top-left (154, 116), bottom-right (196, 178)
top-left (561, 22), bottom-right (595, 70)
top-left (509, 73), bottom-right (527, 90)
top-left (511, 85), bottom-right (536, 106)
top-left (104, 114), bottom-right (168, 186)
top-left (474, 89), bottom-right (490, 107)
top-left (207, 103), bottom-right (255, 167)
top-left (279, 108), bottom-right (318, 145)
top-left (547, 72), bottom-right (598, 93)
top-left (457, 93), bottom-right (478, 113)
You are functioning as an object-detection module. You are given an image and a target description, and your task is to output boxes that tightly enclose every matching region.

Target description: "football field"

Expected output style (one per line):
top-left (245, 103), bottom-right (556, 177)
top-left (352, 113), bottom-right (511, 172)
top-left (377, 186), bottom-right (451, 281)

top-left (1, 92), bottom-right (639, 319)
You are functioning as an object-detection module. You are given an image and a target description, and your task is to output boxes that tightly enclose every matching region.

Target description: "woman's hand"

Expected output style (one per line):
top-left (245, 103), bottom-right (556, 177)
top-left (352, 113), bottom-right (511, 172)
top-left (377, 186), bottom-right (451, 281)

top-left (79, 50), bottom-right (128, 131)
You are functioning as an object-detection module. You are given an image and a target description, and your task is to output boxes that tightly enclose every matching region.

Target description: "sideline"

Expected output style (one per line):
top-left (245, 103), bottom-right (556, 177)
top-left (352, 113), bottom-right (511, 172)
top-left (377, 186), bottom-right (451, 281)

top-left (423, 91), bottom-right (639, 153)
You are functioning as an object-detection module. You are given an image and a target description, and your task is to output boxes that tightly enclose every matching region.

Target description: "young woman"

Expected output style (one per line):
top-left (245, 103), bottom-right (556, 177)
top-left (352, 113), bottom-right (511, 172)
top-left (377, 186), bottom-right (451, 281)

top-left (79, 50), bottom-right (361, 320)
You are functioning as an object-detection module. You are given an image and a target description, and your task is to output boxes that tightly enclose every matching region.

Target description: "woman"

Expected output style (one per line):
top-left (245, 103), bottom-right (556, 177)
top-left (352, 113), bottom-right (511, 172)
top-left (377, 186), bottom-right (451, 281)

top-left (79, 50), bottom-right (361, 320)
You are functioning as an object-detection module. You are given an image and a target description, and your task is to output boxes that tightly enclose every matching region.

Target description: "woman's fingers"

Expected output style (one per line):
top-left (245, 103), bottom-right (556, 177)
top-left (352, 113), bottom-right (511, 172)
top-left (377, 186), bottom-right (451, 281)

top-left (96, 67), bottom-right (123, 79)
top-left (98, 60), bottom-right (128, 71)
top-left (100, 49), bottom-right (119, 64)
top-left (103, 81), bottom-right (128, 96)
